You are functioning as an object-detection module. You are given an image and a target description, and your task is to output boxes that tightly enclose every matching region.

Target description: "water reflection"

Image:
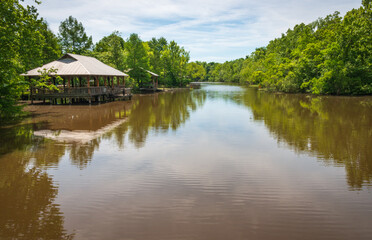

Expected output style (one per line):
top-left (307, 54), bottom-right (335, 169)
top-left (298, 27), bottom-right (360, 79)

top-left (0, 90), bottom-right (206, 239)
top-left (1, 85), bottom-right (371, 240)
top-left (229, 87), bottom-right (372, 189)
top-left (0, 148), bottom-right (74, 239)
top-left (123, 90), bottom-right (206, 148)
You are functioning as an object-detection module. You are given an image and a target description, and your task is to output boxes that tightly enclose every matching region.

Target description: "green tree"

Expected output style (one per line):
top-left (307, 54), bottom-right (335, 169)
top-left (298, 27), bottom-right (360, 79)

top-left (125, 33), bottom-right (150, 88)
top-left (58, 16), bottom-right (93, 54)
top-left (148, 37), bottom-right (167, 83)
top-left (239, 1), bottom-right (371, 95)
top-left (186, 62), bottom-right (206, 82)
top-left (40, 21), bottom-right (62, 63)
top-left (93, 31), bottom-right (126, 71)
top-left (0, 0), bottom-right (61, 120)
top-left (162, 41), bottom-right (190, 87)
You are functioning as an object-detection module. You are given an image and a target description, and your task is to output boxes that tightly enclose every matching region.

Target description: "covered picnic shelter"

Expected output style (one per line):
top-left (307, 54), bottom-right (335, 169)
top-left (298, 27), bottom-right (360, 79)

top-left (22, 53), bottom-right (130, 104)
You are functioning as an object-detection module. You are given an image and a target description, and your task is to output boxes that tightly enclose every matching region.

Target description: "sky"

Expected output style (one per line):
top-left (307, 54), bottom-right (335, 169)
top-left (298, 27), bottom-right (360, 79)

top-left (23, 0), bottom-right (362, 62)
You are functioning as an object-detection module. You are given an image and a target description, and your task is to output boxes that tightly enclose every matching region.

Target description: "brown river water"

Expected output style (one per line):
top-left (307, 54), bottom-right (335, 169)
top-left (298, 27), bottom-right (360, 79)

top-left (1, 84), bottom-right (372, 240)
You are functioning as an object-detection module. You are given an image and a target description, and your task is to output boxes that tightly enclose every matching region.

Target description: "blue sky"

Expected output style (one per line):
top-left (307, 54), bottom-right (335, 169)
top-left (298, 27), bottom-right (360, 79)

top-left (24, 0), bottom-right (362, 62)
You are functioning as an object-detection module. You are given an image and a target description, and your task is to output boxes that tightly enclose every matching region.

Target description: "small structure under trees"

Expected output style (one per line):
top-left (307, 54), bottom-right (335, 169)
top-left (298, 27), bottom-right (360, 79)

top-left (125, 67), bottom-right (160, 92)
top-left (22, 53), bottom-right (131, 104)
top-left (141, 68), bottom-right (159, 91)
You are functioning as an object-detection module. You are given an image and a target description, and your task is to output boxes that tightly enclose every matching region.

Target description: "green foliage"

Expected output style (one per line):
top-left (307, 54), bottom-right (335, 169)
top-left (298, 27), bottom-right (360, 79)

top-left (30, 68), bottom-right (62, 92)
top-left (185, 59), bottom-right (244, 83)
top-left (240, 89), bottom-right (372, 188)
top-left (58, 16), bottom-right (93, 54)
top-left (148, 37), bottom-right (168, 81)
top-left (125, 33), bottom-right (150, 88)
top-left (238, 3), bottom-right (371, 95)
top-left (40, 21), bottom-right (62, 63)
top-left (162, 41), bottom-right (190, 87)
top-left (186, 62), bottom-right (206, 81)
top-left (189, 2), bottom-right (370, 95)
top-left (0, 0), bottom-right (62, 120)
top-left (93, 33), bottom-right (190, 88)
top-left (93, 31), bottom-right (126, 71)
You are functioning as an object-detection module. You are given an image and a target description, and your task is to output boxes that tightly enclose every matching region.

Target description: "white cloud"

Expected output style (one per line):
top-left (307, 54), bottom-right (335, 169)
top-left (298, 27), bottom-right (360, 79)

top-left (23, 0), bottom-right (362, 62)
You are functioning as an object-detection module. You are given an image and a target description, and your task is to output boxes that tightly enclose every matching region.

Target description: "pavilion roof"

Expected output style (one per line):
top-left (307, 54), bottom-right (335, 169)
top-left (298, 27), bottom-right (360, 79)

top-left (22, 53), bottom-right (128, 77)
top-left (125, 67), bottom-right (159, 77)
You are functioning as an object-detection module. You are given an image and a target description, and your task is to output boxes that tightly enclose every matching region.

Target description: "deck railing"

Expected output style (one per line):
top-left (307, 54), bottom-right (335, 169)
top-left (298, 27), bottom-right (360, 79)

top-left (32, 86), bottom-right (130, 97)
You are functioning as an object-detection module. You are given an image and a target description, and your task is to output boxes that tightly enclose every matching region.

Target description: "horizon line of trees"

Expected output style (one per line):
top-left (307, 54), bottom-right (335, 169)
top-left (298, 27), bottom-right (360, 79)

top-left (187, 1), bottom-right (371, 95)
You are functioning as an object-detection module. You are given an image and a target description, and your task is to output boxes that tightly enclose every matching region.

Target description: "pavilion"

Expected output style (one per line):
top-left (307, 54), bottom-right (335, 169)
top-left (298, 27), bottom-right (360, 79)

top-left (22, 53), bottom-right (130, 104)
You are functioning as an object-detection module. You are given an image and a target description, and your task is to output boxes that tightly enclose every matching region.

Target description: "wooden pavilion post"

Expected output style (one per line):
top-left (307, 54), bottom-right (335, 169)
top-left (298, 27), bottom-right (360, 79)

top-left (104, 76), bottom-right (107, 86)
top-left (67, 76), bottom-right (71, 104)
top-left (96, 76), bottom-right (100, 87)
top-left (28, 77), bottom-right (34, 105)
top-left (117, 76), bottom-right (120, 87)
top-left (67, 76), bottom-right (71, 88)
top-left (87, 76), bottom-right (91, 104)
top-left (111, 76), bottom-right (114, 88)
top-left (87, 76), bottom-right (90, 95)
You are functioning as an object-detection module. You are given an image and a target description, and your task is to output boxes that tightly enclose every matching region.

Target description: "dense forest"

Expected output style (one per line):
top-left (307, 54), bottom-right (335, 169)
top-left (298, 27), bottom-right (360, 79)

top-left (188, 1), bottom-right (371, 95)
top-left (1, 0), bottom-right (371, 119)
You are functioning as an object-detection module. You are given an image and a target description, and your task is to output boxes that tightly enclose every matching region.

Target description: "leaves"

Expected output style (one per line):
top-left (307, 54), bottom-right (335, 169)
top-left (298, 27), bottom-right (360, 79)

top-left (238, 3), bottom-right (372, 95)
top-left (0, 0), bottom-right (62, 120)
top-left (58, 16), bottom-right (93, 54)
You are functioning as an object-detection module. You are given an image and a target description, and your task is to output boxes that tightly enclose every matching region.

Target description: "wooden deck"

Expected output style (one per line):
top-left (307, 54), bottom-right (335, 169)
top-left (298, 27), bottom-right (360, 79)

top-left (31, 86), bottom-right (132, 104)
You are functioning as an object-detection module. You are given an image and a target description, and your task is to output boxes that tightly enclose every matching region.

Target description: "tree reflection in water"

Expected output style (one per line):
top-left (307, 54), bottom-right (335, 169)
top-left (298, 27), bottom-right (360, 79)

top-left (0, 89), bottom-right (206, 239)
top-left (237, 88), bottom-right (372, 189)
top-left (0, 146), bottom-right (74, 239)
top-left (119, 90), bottom-right (206, 148)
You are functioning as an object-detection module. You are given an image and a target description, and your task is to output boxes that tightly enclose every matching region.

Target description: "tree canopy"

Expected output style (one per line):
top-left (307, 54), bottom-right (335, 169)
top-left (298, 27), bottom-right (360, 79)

top-left (125, 33), bottom-right (150, 88)
top-left (58, 16), bottom-right (93, 54)
top-left (93, 31), bottom-right (126, 71)
top-left (0, 0), bottom-right (61, 120)
top-left (187, 2), bottom-right (371, 95)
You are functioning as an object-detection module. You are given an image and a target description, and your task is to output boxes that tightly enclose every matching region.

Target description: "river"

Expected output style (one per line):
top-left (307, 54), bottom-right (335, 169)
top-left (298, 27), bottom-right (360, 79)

top-left (0, 84), bottom-right (371, 240)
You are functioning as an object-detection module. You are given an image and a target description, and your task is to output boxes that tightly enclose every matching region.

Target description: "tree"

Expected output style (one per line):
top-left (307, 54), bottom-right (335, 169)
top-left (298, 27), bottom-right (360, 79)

top-left (162, 41), bottom-right (190, 87)
top-left (58, 16), bottom-right (93, 54)
top-left (148, 37), bottom-right (168, 82)
top-left (186, 62), bottom-right (206, 82)
top-left (40, 21), bottom-right (62, 63)
top-left (93, 31), bottom-right (126, 71)
top-left (125, 33), bottom-right (150, 88)
top-left (0, 0), bottom-right (61, 120)
top-left (238, 1), bottom-right (371, 95)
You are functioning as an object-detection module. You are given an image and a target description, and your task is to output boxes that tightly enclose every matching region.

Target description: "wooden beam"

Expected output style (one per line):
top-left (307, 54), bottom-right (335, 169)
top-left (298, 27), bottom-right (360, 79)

top-left (29, 77), bottom-right (34, 105)
top-left (67, 76), bottom-right (71, 88)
